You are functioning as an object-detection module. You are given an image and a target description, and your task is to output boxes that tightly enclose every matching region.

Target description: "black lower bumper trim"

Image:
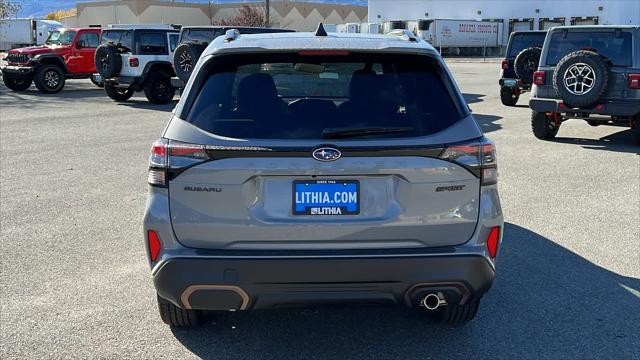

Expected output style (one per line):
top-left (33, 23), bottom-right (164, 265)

top-left (153, 255), bottom-right (495, 311)
top-left (2, 65), bottom-right (35, 76)
top-left (530, 98), bottom-right (640, 117)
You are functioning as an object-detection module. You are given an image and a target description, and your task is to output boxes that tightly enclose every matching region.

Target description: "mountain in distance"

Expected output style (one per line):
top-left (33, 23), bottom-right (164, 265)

top-left (17, 0), bottom-right (367, 18)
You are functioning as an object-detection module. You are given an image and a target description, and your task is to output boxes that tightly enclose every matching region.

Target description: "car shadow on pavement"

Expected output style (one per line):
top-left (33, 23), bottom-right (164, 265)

top-left (117, 99), bottom-right (178, 112)
top-left (473, 113), bottom-right (503, 133)
top-left (170, 223), bottom-right (640, 359)
top-left (462, 93), bottom-right (485, 104)
top-left (553, 129), bottom-right (640, 154)
top-left (0, 86), bottom-right (107, 105)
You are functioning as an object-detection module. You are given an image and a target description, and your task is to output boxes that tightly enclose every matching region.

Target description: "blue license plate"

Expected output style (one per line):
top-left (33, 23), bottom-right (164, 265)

top-left (503, 79), bottom-right (517, 87)
top-left (293, 180), bottom-right (359, 215)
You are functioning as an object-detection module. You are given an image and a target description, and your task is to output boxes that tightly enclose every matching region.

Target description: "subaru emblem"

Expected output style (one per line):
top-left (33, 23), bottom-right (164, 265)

top-left (312, 147), bottom-right (341, 162)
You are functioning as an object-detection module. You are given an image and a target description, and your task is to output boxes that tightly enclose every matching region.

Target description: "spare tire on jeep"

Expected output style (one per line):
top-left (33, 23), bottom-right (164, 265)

top-left (95, 43), bottom-right (122, 78)
top-left (173, 42), bottom-right (208, 82)
top-left (552, 50), bottom-right (609, 108)
top-left (514, 46), bottom-right (542, 84)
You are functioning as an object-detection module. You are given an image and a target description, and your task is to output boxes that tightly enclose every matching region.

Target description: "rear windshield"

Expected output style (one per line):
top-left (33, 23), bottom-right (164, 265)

top-left (185, 53), bottom-right (466, 140)
top-left (181, 29), bottom-right (218, 43)
top-left (545, 31), bottom-right (632, 66)
top-left (508, 33), bottom-right (546, 57)
top-left (101, 30), bottom-right (133, 52)
top-left (180, 28), bottom-right (293, 43)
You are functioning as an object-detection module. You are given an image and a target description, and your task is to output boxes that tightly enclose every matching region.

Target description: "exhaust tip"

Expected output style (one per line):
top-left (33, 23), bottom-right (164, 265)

top-left (421, 293), bottom-right (445, 310)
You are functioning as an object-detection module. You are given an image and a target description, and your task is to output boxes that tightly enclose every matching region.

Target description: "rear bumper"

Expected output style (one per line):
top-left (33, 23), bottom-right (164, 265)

top-left (530, 98), bottom-right (640, 117)
top-left (171, 77), bottom-right (184, 89)
top-left (153, 254), bottom-right (495, 311)
top-left (2, 65), bottom-right (35, 76)
top-left (499, 77), bottom-right (530, 89)
top-left (104, 76), bottom-right (140, 87)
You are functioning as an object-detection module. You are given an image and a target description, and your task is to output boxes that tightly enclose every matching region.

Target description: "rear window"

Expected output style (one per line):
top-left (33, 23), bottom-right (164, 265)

top-left (138, 32), bottom-right (167, 54)
top-left (545, 31), bottom-right (632, 66)
top-left (180, 29), bottom-right (219, 43)
top-left (508, 33), bottom-right (546, 57)
top-left (101, 30), bottom-right (133, 52)
top-left (185, 53), bottom-right (466, 140)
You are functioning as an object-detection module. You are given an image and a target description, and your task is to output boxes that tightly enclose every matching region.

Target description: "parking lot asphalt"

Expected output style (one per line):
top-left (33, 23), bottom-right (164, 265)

top-left (1, 62), bottom-right (638, 359)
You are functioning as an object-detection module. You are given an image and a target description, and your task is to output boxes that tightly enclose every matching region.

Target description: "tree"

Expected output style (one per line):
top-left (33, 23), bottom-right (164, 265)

top-left (44, 8), bottom-right (77, 21)
top-left (0, 0), bottom-right (22, 19)
top-left (217, 5), bottom-right (271, 28)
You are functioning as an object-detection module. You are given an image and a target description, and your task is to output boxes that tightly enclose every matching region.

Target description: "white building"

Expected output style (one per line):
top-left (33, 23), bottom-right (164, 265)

top-left (369, 0), bottom-right (640, 44)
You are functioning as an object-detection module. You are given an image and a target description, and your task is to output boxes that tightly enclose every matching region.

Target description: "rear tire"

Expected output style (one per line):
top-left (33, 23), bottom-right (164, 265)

top-left (144, 73), bottom-right (175, 104)
top-left (157, 295), bottom-right (203, 327)
top-left (500, 87), bottom-right (519, 106)
top-left (3, 75), bottom-right (32, 91)
top-left (34, 65), bottom-right (65, 94)
top-left (173, 42), bottom-right (208, 82)
top-left (430, 298), bottom-right (481, 324)
top-left (552, 50), bottom-right (609, 108)
top-left (531, 110), bottom-right (560, 140)
top-left (104, 83), bottom-right (134, 102)
top-left (94, 44), bottom-right (122, 78)
top-left (514, 46), bottom-right (542, 84)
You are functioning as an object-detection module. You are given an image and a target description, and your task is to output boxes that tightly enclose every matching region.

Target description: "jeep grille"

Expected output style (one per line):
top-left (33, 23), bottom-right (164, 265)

top-left (7, 53), bottom-right (29, 64)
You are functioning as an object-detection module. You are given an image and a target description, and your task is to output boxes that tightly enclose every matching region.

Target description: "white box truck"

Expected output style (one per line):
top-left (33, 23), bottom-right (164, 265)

top-left (410, 19), bottom-right (504, 56)
top-left (0, 19), bottom-right (62, 51)
top-left (336, 23), bottom-right (360, 33)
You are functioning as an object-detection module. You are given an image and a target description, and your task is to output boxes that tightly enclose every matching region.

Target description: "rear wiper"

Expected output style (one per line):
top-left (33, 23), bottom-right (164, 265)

top-left (322, 126), bottom-right (414, 139)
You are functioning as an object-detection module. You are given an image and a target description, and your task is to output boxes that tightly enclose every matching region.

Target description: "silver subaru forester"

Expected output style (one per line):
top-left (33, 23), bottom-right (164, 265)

top-left (143, 26), bottom-right (503, 327)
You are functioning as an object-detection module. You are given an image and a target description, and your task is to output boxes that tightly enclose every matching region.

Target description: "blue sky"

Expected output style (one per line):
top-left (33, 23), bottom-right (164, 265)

top-left (17, 0), bottom-right (366, 18)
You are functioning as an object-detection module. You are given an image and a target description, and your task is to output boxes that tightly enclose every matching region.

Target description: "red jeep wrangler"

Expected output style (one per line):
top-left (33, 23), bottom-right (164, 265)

top-left (2, 28), bottom-right (103, 93)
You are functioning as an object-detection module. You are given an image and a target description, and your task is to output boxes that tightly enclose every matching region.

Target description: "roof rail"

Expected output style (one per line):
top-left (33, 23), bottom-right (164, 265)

top-left (385, 29), bottom-right (418, 42)
top-left (224, 29), bottom-right (240, 42)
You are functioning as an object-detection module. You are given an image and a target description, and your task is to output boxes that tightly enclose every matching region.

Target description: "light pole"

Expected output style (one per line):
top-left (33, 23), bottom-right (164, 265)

top-left (265, 0), bottom-right (270, 27)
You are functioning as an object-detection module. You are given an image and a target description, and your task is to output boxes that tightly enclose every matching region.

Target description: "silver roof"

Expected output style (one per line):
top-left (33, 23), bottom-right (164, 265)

top-left (548, 25), bottom-right (640, 31)
top-left (202, 32), bottom-right (438, 56)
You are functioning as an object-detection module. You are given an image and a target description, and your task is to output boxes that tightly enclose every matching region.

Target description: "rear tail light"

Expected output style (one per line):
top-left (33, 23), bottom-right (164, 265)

top-left (439, 138), bottom-right (498, 186)
top-left (486, 227), bottom-right (500, 258)
top-left (628, 74), bottom-right (640, 89)
top-left (129, 57), bottom-right (139, 67)
top-left (533, 71), bottom-right (545, 86)
top-left (501, 60), bottom-right (509, 70)
top-left (147, 138), bottom-right (210, 187)
top-left (147, 230), bottom-right (162, 262)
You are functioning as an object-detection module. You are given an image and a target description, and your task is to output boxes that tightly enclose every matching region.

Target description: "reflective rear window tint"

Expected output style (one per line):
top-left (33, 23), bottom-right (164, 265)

top-left (545, 31), bottom-right (632, 66)
top-left (185, 53), bottom-right (466, 140)
top-left (508, 33), bottom-right (546, 57)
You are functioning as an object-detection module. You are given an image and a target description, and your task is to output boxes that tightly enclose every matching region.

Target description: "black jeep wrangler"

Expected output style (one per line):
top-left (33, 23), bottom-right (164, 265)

top-left (171, 26), bottom-right (294, 87)
top-left (499, 31), bottom-right (547, 106)
top-left (529, 26), bottom-right (640, 143)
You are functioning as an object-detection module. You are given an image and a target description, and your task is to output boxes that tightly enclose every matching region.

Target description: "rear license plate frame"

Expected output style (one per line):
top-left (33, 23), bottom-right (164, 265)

top-left (292, 179), bottom-right (360, 216)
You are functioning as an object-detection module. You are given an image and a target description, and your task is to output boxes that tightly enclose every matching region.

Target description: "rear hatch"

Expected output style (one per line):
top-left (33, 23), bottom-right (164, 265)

top-left (158, 51), bottom-right (490, 250)
top-left (540, 29), bottom-right (634, 99)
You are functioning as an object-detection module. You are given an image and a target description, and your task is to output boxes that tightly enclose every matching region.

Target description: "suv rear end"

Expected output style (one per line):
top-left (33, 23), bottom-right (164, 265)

top-left (529, 26), bottom-right (640, 141)
top-left (143, 30), bottom-right (503, 327)
top-left (94, 25), bottom-right (180, 104)
top-left (499, 30), bottom-right (546, 106)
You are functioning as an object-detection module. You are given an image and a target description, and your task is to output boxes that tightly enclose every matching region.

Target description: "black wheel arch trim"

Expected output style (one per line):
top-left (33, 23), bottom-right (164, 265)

top-left (142, 61), bottom-right (176, 80)
top-left (31, 54), bottom-right (68, 73)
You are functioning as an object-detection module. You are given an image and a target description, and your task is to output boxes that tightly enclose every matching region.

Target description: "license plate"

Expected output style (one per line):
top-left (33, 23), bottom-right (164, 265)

top-left (503, 79), bottom-right (517, 87)
top-left (293, 180), bottom-right (359, 215)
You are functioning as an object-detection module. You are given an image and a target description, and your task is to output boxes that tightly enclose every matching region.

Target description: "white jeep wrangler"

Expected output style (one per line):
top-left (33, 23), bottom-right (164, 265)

top-left (94, 24), bottom-right (180, 104)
